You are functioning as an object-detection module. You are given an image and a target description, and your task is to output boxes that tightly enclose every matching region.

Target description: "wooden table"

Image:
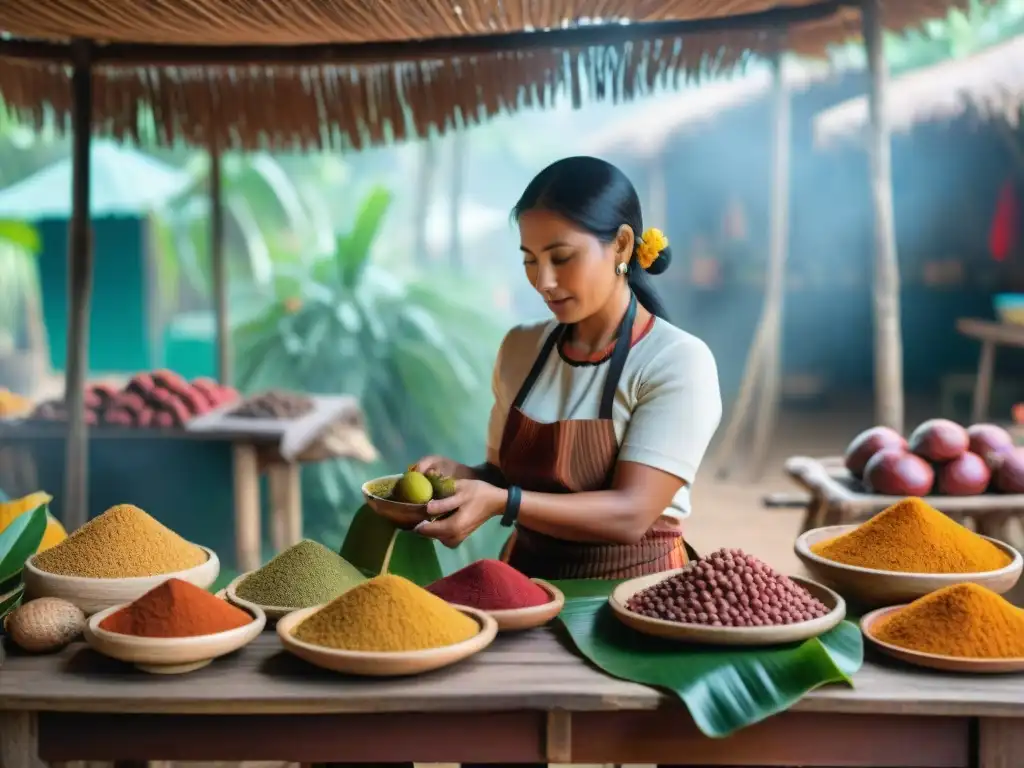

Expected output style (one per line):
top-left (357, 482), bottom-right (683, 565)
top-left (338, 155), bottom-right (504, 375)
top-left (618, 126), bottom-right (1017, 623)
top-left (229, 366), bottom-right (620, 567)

top-left (784, 455), bottom-right (1024, 538)
top-left (956, 318), bottom-right (1024, 422)
top-left (1, 630), bottom-right (1023, 768)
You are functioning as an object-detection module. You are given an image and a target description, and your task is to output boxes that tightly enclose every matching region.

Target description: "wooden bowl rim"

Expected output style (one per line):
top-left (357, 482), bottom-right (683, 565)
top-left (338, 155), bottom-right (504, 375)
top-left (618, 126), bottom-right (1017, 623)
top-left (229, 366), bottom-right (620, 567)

top-left (795, 525), bottom-right (1023, 580)
top-left (860, 604), bottom-right (1024, 668)
top-left (609, 568), bottom-right (846, 639)
top-left (277, 603), bottom-right (497, 660)
top-left (86, 599), bottom-right (266, 648)
top-left (225, 570), bottom-right (366, 616)
top-left (25, 544), bottom-right (219, 585)
top-left (446, 579), bottom-right (565, 619)
top-left (361, 473), bottom-right (426, 510)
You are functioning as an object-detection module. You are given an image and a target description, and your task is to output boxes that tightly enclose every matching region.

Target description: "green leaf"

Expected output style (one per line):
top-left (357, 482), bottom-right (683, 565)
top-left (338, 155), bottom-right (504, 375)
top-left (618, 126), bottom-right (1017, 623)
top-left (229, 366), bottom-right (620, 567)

top-left (0, 583), bottom-right (23, 623)
top-left (335, 186), bottom-right (392, 288)
top-left (0, 505), bottom-right (47, 584)
top-left (0, 220), bottom-right (40, 253)
top-left (555, 594), bottom-right (862, 739)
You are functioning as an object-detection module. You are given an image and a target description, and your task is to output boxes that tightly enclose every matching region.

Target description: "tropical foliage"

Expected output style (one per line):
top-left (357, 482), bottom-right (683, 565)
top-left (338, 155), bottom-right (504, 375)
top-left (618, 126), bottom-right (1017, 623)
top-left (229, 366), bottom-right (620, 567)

top-left (233, 185), bottom-right (507, 544)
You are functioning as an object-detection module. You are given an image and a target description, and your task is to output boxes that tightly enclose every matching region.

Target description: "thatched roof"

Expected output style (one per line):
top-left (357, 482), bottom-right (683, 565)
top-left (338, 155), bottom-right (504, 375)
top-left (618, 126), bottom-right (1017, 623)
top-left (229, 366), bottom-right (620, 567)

top-left (814, 34), bottom-right (1024, 147)
top-left (0, 0), bottom-right (969, 151)
top-left (584, 60), bottom-right (830, 158)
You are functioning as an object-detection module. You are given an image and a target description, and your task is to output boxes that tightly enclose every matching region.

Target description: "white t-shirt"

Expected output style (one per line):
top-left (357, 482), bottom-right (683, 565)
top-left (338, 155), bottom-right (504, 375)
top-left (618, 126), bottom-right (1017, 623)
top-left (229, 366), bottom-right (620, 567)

top-left (485, 317), bottom-right (722, 519)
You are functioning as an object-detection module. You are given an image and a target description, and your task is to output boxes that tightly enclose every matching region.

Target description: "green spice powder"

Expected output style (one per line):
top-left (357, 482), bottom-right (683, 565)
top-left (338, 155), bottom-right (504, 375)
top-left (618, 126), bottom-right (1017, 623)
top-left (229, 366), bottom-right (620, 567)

top-left (235, 539), bottom-right (366, 608)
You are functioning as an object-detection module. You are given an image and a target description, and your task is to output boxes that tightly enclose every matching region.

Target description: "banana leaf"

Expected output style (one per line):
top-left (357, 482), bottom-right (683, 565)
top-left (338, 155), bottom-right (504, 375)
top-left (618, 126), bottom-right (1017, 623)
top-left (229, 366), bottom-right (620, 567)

top-left (0, 583), bottom-right (23, 625)
top-left (0, 505), bottom-right (47, 585)
top-left (552, 583), bottom-right (863, 739)
top-left (340, 504), bottom-right (509, 586)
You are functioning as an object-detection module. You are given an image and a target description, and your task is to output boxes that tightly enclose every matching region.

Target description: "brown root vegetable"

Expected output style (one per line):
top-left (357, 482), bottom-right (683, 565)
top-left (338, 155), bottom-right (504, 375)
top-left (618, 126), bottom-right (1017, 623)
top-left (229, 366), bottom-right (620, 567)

top-left (908, 419), bottom-right (970, 463)
top-left (937, 451), bottom-right (991, 496)
top-left (967, 423), bottom-right (1015, 469)
top-left (864, 449), bottom-right (935, 496)
top-left (993, 448), bottom-right (1024, 494)
top-left (844, 426), bottom-right (907, 479)
top-left (6, 597), bottom-right (85, 653)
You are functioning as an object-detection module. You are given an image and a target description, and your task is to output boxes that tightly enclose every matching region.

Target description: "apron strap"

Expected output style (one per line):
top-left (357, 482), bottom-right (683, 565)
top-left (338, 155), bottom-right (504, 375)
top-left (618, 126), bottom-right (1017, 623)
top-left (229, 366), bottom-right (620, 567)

top-left (599, 293), bottom-right (637, 420)
top-left (511, 292), bottom-right (638, 418)
top-left (511, 324), bottom-right (565, 410)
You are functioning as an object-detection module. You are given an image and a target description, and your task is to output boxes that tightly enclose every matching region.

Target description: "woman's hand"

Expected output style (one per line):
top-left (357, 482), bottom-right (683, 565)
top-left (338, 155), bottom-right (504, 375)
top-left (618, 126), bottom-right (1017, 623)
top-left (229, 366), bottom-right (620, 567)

top-left (414, 479), bottom-right (507, 548)
top-left (413, 456), bottom-right (476, 481)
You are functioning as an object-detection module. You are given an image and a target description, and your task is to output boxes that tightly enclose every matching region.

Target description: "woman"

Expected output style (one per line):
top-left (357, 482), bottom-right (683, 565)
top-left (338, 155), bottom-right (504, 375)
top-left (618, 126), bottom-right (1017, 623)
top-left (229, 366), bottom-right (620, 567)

top-left (414, 155), bottom-right (722, 579)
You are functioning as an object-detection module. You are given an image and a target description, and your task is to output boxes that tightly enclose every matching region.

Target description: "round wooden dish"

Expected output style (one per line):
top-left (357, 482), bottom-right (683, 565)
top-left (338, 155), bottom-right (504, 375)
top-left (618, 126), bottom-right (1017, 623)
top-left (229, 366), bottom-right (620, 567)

top-left (795, 525), bottom-right (1023, 608)
top-left (83, 601), bottom-right (265, 674)
top-left (22, 545), bottom-right (221, 615)
top-left (362, 474), bottom-right (434, 529)
top-left (225, 571), bottom-right (357, 621)
top-left (609, 569), bottom-right (846, 646)
top-left (450, 579), bottom-right (565, 632)
top-left (276, 604), bottom-right (497, 676)
top-left (861, 605), bottom-right (1024, 673)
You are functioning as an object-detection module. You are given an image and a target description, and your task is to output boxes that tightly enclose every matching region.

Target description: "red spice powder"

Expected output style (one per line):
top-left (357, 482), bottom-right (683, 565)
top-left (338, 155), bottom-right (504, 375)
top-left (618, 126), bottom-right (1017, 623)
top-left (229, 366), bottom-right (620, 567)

top-left (426, 559), bottom-right (550, 610)
top-left (99, 578), bottom-right (253, 638)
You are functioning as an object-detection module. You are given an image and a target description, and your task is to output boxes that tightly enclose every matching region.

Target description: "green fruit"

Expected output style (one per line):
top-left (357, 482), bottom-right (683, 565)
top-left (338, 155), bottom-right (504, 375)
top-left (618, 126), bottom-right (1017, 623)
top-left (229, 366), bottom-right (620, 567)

top-left (393, 471), bottom-right (434, 504)
top-left (427, 473), bottom-right (457, 499)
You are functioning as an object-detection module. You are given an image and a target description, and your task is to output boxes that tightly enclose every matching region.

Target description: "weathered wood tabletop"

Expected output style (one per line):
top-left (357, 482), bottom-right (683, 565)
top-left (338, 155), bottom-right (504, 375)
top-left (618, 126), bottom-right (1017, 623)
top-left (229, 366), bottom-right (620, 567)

top-left (1, 629), bottom-right (1023, 767)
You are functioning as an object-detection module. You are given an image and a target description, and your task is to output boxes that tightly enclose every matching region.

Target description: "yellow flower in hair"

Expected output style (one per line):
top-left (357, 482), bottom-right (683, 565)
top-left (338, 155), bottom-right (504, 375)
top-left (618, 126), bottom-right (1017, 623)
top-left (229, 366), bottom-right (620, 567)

top-left (637, 227), bottom-right (668, 270)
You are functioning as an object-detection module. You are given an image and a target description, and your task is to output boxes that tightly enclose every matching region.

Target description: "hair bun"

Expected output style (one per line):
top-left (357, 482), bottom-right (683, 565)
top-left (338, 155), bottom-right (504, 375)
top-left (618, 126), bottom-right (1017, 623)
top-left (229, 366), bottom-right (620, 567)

top-left (645, 245), bottom-right (672, 276)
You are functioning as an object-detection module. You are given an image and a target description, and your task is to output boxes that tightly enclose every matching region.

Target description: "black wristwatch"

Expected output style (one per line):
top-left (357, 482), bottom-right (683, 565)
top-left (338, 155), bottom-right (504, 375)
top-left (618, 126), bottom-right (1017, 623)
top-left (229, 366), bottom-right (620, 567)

top-left (501, 485), bottom-right (522, 528)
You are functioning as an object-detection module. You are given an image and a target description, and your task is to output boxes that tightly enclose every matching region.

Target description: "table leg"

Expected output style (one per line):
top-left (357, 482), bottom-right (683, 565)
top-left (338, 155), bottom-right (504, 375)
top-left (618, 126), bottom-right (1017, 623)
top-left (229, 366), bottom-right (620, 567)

top-left (972, 340), bottom-right (996, 423)
top-left (0, 711), bottom-right (43, 768)
top-left (977, 717), bottom-right (1024, 768)
top-left (268, 463), bottom-right (302, 552)
top-left (233, 443), bottom-right (262, 573)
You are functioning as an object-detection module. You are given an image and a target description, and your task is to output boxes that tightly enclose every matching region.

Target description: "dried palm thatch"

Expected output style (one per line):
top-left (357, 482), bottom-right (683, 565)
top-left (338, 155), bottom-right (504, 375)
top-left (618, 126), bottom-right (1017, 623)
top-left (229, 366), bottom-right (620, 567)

top-left (0, 0), bottom-right (971, 151)
top-left (814, 33), bottom-right (1024, 147)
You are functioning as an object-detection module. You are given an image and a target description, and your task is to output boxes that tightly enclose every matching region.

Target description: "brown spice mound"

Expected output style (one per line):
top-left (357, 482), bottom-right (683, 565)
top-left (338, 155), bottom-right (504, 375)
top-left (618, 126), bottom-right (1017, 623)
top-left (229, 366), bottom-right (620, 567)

top-left (99, 578), bottom-right (252, 638)
top-left (625, 548), bottom-right (830, 627)
top-left (872, 583), bottom-right (1024, 659)
top-left (33, 504), bottom-right (207, 578)
top-left (811, 497), bottom-right (1011, 574)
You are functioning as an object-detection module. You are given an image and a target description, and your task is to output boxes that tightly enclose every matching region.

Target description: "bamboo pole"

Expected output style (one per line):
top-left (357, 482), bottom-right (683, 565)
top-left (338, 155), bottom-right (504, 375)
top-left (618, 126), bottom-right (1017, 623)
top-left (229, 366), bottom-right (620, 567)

top-left (862, 0), bottom-right (904, 433)
top-left (210, 145), bottom-right (230, 385)
top-left (713, 46), bottom-right (790, 480)
top-left (748, 48), bottom-right (792, 479)
top-left (62, 40), bottom-right (94, 531)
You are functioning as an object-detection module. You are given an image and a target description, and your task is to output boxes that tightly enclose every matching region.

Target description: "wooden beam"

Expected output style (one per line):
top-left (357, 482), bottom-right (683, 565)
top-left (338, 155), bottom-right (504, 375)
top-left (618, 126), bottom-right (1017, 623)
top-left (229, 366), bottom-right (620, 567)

top-left (210, 145), bottom-right (231, 386)
top-left (862, 0), bottom-right (904, 433)
top-left (0, 0), bottom-right (855, 66)
top-left (62, 39), bottom-right (94, 532)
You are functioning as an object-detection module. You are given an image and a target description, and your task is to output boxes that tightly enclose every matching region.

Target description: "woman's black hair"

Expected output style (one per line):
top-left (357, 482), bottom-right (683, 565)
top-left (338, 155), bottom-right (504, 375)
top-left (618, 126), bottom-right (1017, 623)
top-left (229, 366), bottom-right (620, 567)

top-left (512, 156), bottom-right (672, 321)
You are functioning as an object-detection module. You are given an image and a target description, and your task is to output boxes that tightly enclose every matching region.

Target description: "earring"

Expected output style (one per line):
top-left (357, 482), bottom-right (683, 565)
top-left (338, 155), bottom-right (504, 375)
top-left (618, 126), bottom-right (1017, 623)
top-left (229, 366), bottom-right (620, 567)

top-left (615, 262), bottom-right (628, 276)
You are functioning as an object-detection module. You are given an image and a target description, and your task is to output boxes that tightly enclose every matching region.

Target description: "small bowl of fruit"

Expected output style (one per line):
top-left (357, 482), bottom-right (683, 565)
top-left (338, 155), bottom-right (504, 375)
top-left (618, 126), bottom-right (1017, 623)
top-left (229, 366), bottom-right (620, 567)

top-left (362, 469), bottom-right (457, 529)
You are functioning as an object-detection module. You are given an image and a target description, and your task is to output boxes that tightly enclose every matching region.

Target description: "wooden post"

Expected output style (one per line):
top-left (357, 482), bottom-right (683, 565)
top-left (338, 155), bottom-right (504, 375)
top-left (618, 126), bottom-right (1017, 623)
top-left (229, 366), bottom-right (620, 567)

top-left (712, 45), bottom-right (790, 480)
top-left (748, 47), bottom-right (791, 478)
top-left (210, 144), bottom-right (231, 385)
top-left (862, 0), bottom-right (904, 433)
top-left (63, 40), bottom-right (94, 532)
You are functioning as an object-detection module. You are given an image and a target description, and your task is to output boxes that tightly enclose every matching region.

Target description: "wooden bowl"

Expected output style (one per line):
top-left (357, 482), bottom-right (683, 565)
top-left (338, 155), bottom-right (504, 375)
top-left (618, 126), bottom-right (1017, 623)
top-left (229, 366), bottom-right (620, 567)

top-left (22, 545), bottom-right (221, 615)
top-left (225, 571), bottom-right (361, 621)
top-left (449, 579), bottom-right (565, 632)
top-left (861, 605), bottom-right (1024, 673)
top-left (362, 474), bottom-right (431, 529)
top-left (795, 525), bottom-right (1023, 607)
top-left (83, 601), bottom-right (265, 674)
top-left (609, 569), bottom-right (846, 646)
top-left (276, 604), bottom-right (497, 676)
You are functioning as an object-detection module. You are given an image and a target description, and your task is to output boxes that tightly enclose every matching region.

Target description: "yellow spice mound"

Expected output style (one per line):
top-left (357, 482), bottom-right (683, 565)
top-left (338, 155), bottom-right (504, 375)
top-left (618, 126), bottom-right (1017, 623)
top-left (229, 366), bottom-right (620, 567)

top-left (33, 504), bottom-right (207, 578)
top-left (873, 583), bottom-right (1024, 659)
top-left (810, 497), bottom-right (1011, 574)
top-left (293, 574), bottom-right (479, 652)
